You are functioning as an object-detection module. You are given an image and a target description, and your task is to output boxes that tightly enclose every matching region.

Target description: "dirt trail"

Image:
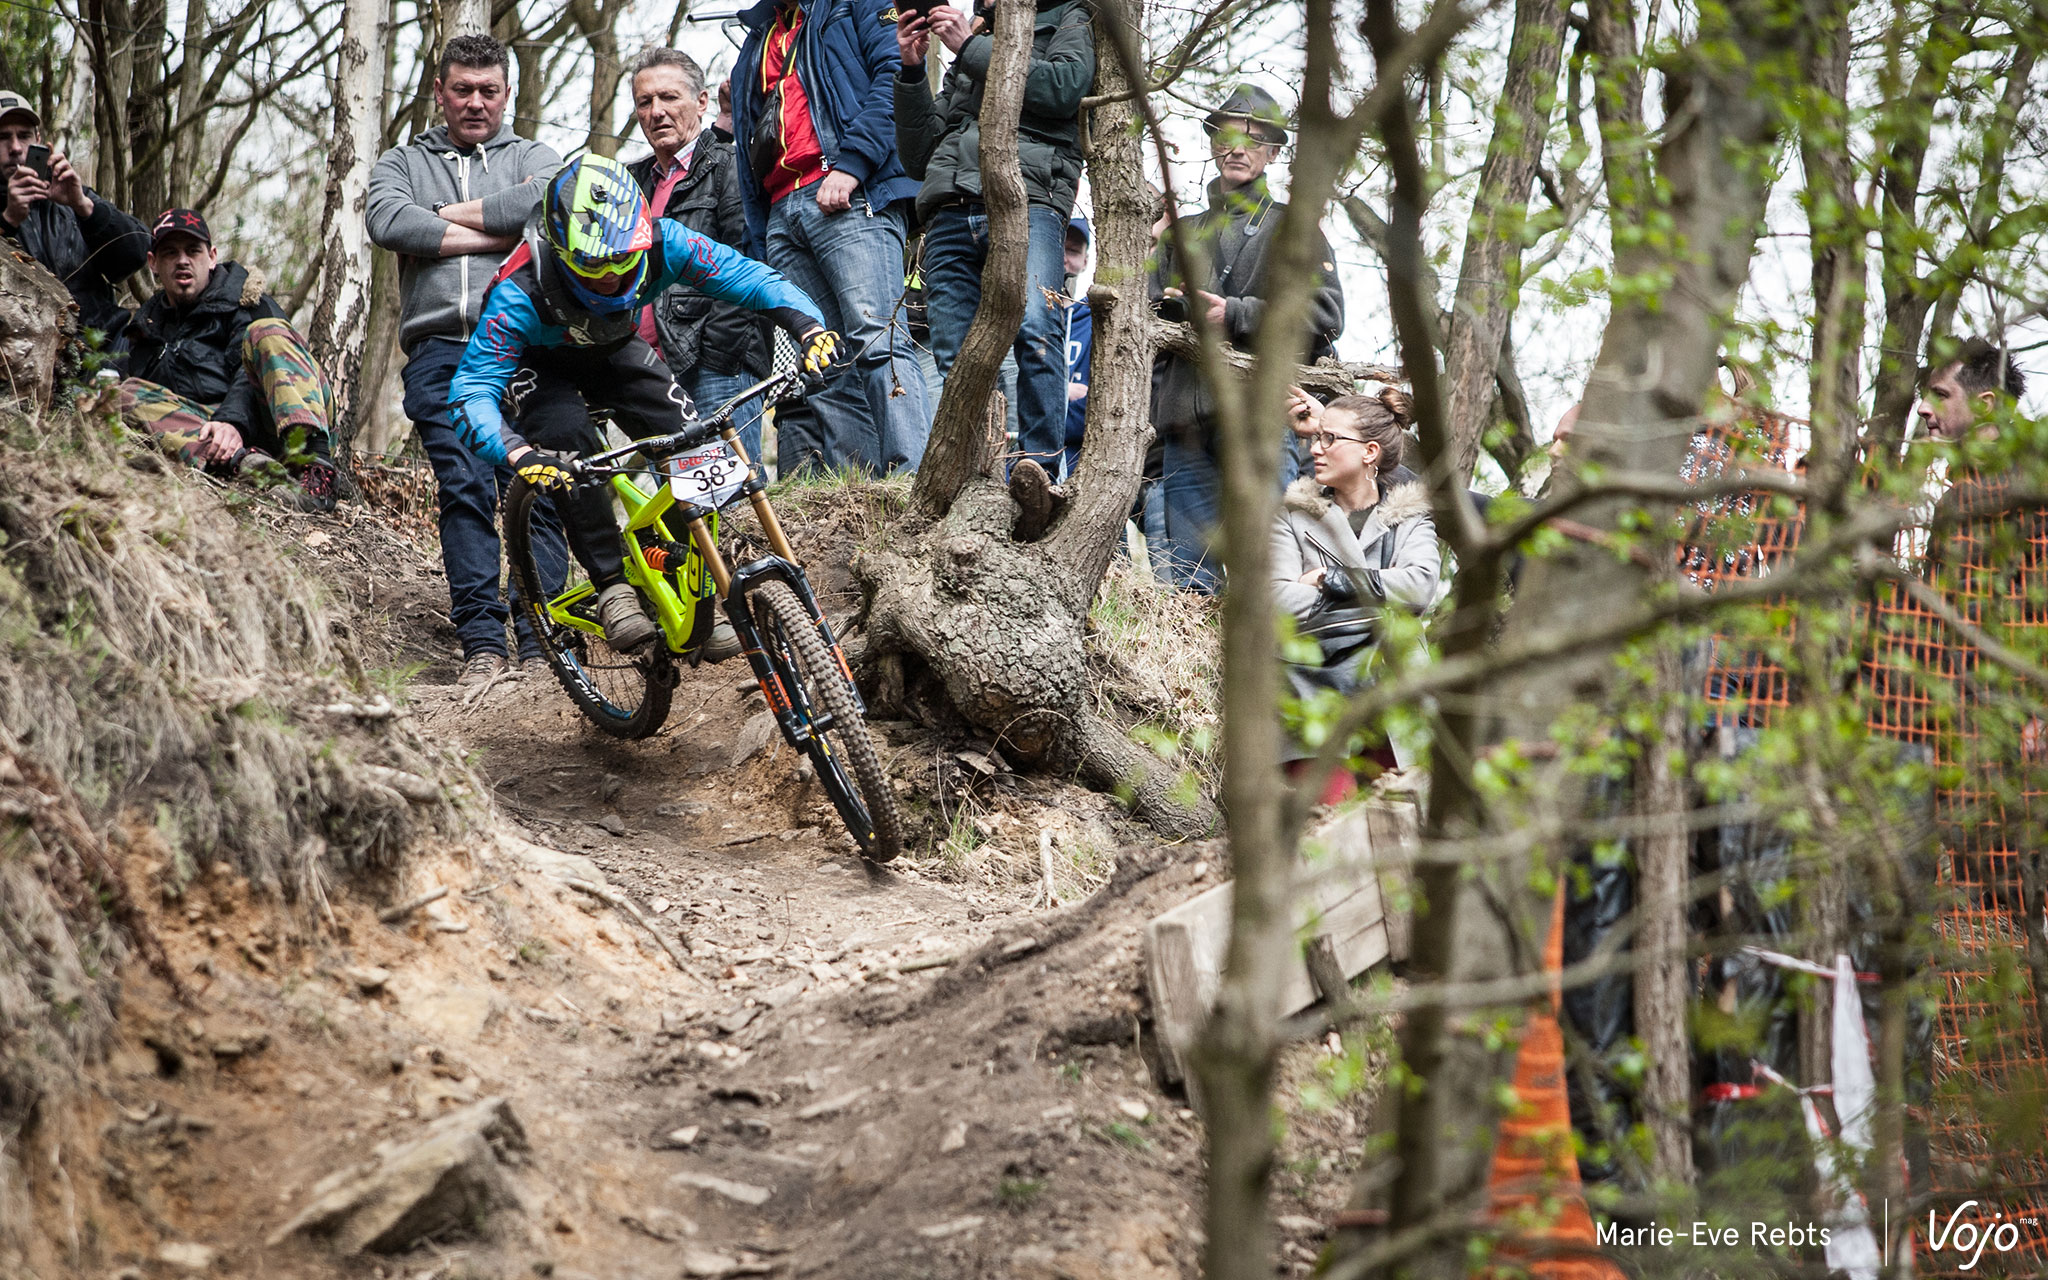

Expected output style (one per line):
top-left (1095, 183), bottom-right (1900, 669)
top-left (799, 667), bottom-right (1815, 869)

top-left (59, 494), bottom-right (1373, 1280)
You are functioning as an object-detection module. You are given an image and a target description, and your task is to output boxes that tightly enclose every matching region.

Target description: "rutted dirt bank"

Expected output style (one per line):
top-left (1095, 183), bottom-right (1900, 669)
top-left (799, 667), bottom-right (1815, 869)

top-left (14, 452), bottom-right (1380, 1279)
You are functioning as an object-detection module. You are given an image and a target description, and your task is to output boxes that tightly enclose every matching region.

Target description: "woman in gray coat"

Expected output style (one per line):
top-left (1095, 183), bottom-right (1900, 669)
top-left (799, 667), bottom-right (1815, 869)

top-left (1271, 388), bottom-right (1440, 792)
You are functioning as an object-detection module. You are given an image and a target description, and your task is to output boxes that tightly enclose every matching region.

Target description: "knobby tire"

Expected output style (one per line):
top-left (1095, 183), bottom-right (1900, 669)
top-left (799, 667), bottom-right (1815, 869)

top-left (750, 581), bottom-right (903, 862)
top-left (505, 480), bottom-right (673, 739)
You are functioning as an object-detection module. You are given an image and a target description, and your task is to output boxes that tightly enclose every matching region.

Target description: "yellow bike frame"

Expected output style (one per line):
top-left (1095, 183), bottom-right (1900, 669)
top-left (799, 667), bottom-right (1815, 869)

top-left (538, 423), bottom-right (801, 657)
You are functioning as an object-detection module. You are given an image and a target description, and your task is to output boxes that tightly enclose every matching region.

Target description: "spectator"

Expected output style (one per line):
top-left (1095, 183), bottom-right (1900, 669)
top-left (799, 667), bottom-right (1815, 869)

top-left (1150, 83), bottom-right (1345, 593)
top-left (366, 34), bottom-right (567, 691)
top-left (1918, 337), bottom-right (2025, 442)
top-left (1548, 401), bottom-right (1580, 464)
top-left (894, 0), bottom-right (1094, 476)
top-left (118, 209), bottom-right (338, 510)
top-left (732, 0), bottom-right (930, 475)
top-left (1270, 390), bottom-right (1437, 800)
top-left (1062, 215), bottom-right (1091, 480)
top-left (0, 88), bottom-right (150, 347)
top-left (713, 76), bottom-right (736, 144)
top-left (628, 48), bottom-right (773, 467)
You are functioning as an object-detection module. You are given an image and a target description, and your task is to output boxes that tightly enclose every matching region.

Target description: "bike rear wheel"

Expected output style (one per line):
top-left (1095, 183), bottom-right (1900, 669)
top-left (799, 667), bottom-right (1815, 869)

top-left (749, 581), bottom-right (903, 862)
top-left (505, 480), bottom-right (673, 739)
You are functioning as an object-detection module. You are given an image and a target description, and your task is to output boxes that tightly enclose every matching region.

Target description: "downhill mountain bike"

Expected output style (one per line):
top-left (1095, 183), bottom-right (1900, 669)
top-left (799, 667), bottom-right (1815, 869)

top-left (503, 369), bottom-right (903, 862)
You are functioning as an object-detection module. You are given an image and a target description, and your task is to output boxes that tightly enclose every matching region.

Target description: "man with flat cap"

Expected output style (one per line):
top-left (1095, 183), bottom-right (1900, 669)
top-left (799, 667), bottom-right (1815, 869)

top-left (0, 88), bottom-right (150, 347)
top-left (1148, 83), bottom-right (1344, 593)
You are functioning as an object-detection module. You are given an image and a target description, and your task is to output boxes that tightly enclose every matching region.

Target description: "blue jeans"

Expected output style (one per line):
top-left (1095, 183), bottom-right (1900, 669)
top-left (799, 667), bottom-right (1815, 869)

top-left (402, 337), bottom-right (566, 660)
top-left (1154, 430), bottom-right (1223, 594)
top-left (921, 203), bottom-right (1069, 473)
top-left (687, 366), bottom-right (766, 476)
top-left (763, 189), bottom-right (929, 473)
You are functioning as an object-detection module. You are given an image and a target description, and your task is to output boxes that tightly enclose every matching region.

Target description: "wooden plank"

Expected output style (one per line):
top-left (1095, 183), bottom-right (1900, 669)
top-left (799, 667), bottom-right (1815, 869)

top-left (1297, 807), bottom-right (1390, 998)
top-left (1144, 881), bottom-right (1232, 1084)
top-left (1363, 800), bottom-right (1420, 963)
top-left (1143, 805), bottom-right (1406, 1084)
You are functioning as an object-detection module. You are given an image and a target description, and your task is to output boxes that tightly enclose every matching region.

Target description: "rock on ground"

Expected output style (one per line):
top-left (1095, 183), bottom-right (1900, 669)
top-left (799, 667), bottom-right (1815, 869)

top-left (267, 1095), bottom-right (528, 1254)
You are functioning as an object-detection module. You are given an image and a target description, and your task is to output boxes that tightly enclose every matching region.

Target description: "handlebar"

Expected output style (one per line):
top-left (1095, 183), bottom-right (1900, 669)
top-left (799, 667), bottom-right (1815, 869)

top-left (580, 365), bottom-right (815, 471)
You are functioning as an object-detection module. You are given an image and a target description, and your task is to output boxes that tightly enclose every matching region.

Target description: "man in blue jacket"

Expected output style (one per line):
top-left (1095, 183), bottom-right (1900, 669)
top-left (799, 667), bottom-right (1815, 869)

top-left (731, 0), bottom-right (929, 475)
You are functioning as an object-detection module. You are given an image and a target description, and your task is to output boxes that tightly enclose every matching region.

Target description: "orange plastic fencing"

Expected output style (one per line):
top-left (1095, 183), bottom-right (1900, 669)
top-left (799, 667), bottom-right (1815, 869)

top-left (1683, 411), bottom-right (2048, 1276)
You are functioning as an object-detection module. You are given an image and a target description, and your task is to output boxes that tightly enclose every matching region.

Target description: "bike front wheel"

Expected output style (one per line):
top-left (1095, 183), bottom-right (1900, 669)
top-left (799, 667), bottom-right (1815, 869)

top-left (505, 480), bottom-right (673, 739)
top-left (748, 581), bottom-right (903, 862)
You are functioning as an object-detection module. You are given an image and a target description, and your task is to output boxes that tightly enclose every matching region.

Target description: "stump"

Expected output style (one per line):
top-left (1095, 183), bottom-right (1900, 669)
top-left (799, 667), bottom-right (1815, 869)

top-left (0, 248), bottom-right (78, 407)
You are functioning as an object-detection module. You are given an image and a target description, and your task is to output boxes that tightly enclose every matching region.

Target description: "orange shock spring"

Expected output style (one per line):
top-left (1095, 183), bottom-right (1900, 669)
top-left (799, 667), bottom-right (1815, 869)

top-left (640, 540), bottom-right (689, 573)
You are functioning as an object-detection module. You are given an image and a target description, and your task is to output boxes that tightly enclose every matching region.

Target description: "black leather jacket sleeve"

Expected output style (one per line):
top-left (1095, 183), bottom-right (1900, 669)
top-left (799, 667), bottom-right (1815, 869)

top-left (1321, 566), bottom-right (1384, 604)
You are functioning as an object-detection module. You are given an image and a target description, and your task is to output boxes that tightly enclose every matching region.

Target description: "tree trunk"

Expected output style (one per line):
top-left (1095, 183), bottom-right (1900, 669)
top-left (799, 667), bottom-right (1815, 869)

top-left (855, 0), bottom-right (1215, 840)
top-left (1634, 644), bottom-right (1695, 1184)
top-left (307, 0), bottom-right (386, 462)
top-left (1189, 0), bottom-right (1382, 1273)
top-left (125, 0), bottom-right (169, 220)
top-left (570, 0), bottom-right (626, 157)
top-left (57, 33), bottom-right (94, 164)
top-left (906, 0), bottom-right (1036, 522)
top-left (0, 250), bottom-right (80, 407)
top-left (166, 0), bottom-right (208, 208)
top-left (1863, 0), bottom-right (1965, 452)
top-left (1799, 0), bottom-right (1862, 507)
top-left (356, 244), bottom-right (406, 456)
top-left (450, 0), bottom-right (489, 34)
top-left (1346, 0), bottom-right (1811, 1268)
top-left (1439, 0), bottom-right (1566, 480)
top-left (85, 0), bottom-right (134, 205)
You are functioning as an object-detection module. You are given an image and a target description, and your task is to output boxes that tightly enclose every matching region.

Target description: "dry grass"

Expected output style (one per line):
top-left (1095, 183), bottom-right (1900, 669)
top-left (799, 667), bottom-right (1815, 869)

top-left (0, 403), bottom-right (470, 896)
top-left (755, 468), bottom-right (911, 547)
top-left (0, 399), bottom-right (480, 1253)
top-left (1085, 556), bottom-right (1222, 798)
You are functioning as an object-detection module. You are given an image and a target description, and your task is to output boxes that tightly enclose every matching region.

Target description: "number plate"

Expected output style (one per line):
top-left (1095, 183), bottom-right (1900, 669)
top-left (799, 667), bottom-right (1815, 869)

top-left (667, 443), bottom-right (748, 509)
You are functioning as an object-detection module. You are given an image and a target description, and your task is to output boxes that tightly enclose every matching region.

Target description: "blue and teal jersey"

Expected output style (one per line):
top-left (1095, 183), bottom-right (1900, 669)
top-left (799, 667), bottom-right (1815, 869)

top-left (449, 218), bottom-right (825, 465)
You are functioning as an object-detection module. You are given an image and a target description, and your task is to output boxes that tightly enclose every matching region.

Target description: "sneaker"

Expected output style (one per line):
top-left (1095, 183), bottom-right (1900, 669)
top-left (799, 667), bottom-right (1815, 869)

top-left (596, 583), bottom-right (659, 653)
top-left (292, 460), bottom-right (339, 513)
top-left (458, 653), bottom-right (508, 689)
top-left (702, 619), bottom-right (742, 663)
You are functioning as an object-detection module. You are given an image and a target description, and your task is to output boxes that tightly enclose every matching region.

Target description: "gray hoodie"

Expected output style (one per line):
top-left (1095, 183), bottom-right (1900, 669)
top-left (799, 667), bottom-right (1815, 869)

top-left (366, 123), bottom-right (562, 356)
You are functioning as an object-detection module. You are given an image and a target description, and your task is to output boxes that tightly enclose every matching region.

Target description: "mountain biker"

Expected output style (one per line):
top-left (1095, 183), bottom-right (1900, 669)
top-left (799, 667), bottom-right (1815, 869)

top-left (449, 152), bottom-right (838, 656)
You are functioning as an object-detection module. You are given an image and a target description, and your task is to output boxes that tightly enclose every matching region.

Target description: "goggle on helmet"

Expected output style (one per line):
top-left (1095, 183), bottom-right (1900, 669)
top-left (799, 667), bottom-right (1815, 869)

top-left (543, 153), bottom-right (654, 288)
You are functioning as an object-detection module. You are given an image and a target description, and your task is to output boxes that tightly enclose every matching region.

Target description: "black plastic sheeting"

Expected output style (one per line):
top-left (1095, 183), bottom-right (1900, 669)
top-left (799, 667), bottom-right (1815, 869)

top-left (1560, 770), bottom-right (1637, 1185)
top-left (1558, 725), bottom-right (1937, 1193)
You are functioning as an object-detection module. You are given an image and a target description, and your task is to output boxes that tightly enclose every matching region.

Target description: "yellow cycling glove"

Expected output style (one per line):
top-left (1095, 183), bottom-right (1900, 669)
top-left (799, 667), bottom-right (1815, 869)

top-left (514, 450), bottom-right (575, 492)
top-left (800, 328), bottom-right (844, 376)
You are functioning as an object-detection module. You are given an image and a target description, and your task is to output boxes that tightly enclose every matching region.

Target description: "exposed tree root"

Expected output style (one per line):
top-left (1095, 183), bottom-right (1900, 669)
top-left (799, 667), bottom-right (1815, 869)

top-left (858, 475), bottom-right (1218, 842)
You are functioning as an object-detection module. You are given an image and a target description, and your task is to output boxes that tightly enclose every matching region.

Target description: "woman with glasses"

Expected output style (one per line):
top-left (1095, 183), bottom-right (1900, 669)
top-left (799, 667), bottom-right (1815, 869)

top-left (1271, 387), bottom-right (1440, 800)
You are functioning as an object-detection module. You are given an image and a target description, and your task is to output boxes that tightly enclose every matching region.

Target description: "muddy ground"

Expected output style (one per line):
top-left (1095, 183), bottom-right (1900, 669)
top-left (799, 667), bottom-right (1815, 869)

top-left (56, 482), bottom-right (1382, 1280)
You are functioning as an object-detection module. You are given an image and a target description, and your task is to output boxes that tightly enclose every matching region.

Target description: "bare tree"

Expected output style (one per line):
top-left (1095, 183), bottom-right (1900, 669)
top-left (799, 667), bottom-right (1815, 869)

top-left (306, 0), bottom-right (386, 460)
top-left (568, 0), bottom-right (629, 156)
top-left (1435, 0), bottom-right (1567, 480)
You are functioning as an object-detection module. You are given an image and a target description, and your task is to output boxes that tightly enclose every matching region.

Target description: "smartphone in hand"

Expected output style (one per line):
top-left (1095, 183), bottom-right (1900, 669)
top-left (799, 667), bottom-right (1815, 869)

top-left (23, 143), bottom-right (51, 183)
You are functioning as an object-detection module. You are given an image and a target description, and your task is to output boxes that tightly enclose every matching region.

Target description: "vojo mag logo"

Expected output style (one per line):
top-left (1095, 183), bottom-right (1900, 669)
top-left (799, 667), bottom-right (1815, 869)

top-left (1926, 1200), bottom-right (2036, 1272)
